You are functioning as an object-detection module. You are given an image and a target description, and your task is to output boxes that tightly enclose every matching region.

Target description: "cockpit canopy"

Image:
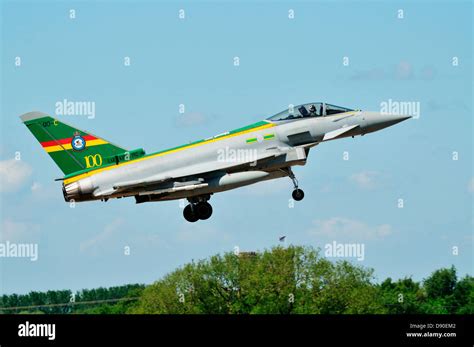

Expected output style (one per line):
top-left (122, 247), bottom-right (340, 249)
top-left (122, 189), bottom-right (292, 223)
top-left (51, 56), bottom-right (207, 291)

top-left (267, 103), bottom-right (354, 122)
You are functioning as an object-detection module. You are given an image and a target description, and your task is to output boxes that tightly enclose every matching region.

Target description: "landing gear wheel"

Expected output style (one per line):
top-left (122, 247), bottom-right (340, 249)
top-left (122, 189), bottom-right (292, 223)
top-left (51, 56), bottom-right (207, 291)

top-left (183, 204), bottom-right (199, 223)
top-left (284, 167), bottom-right (304, 201)
top-left (196, 202), bottom-right (213, 220)
top-left (292, 189), bottom-right (305, 201)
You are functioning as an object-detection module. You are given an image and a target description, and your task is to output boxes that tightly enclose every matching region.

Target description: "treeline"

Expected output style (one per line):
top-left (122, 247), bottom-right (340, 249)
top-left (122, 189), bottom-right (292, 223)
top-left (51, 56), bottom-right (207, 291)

top-left (131, 246), bottom-right (473, 314)
top-left (1, 246), bottom-right (472, 314)
top-left (0, 284), bottom-right (145, 314)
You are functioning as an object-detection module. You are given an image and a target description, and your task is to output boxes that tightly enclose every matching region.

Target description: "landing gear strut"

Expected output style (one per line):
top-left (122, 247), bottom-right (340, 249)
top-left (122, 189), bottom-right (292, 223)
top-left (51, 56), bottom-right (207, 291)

top-left (183, 195), bottom-right (213, 222)
top-left (286, 167), bottom-right (304, 201)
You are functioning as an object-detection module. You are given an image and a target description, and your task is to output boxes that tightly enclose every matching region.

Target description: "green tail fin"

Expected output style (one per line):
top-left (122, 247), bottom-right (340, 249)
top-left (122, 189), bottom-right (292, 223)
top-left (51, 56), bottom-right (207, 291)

top-left (20, 112), bottom-right (127, 175)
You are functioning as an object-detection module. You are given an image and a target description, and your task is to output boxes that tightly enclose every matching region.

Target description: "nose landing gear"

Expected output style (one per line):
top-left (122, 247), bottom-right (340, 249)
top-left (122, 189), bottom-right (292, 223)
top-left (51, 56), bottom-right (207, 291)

top-left (286, 167), bottom-right (305, 202)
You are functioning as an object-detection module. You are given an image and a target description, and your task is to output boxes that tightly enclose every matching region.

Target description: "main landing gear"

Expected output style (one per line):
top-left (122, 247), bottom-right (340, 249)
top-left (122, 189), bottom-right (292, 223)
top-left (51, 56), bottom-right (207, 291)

top-left (183, 195), bottom-right (213, 223)
top-left (287, 167), bottom-right (304, 201)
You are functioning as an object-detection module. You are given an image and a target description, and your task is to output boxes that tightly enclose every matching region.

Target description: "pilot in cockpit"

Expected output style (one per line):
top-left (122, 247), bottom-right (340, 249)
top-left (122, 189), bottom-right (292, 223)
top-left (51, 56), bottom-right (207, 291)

top-left (309, 104), bottom-right (317, 116)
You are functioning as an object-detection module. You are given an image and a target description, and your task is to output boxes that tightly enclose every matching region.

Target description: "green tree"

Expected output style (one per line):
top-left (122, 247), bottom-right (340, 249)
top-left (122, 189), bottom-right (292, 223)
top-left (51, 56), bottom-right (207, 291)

top-left (421, 266), bottom-right (458, 314)
top-left (424, 266), bottom-right (457, 299)
top-left (451, 275), bottom-right (473, 314)
top-left (133, 246), bottom-right (384, 314)
top-left (379, 277), bottom-right (424, 314)
top-left (2, 252), bottom-right (472, 315)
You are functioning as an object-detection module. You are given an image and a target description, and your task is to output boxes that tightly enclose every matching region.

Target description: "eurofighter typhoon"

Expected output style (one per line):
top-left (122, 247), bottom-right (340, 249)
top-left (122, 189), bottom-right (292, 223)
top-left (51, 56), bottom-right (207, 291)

top-left (20, 103), bottom-right (410, 222)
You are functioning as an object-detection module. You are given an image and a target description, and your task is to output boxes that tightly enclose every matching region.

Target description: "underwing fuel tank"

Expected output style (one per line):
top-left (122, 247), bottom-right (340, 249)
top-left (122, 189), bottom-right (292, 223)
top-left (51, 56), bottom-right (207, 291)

top-left (135, 171), bottom-right (272, 204)
top-left (210, 171), bottom-right (270, 188)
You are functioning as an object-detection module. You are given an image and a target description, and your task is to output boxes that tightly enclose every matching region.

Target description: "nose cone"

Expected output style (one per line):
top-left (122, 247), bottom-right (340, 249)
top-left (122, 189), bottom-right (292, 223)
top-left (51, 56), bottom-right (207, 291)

top-left (382, 113), bottom-right (412, 125)
top-left (362, 112), bottom-right (411, 133)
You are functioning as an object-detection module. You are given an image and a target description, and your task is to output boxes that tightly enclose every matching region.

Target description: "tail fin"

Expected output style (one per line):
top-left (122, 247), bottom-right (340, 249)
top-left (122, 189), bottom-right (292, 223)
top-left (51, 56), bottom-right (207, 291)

top-left (20, 112), bottom-right (127, 175)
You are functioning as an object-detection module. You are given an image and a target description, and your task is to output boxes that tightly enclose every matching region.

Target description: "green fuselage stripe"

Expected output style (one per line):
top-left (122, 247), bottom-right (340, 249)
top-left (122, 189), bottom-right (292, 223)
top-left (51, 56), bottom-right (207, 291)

top-left (63, 120), bottom-right (272, 179)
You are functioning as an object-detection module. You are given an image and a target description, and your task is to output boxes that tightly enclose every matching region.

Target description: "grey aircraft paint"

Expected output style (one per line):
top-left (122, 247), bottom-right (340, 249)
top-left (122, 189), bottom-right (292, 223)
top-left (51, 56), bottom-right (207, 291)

top-left (21, 102), bottom-right (411, 222)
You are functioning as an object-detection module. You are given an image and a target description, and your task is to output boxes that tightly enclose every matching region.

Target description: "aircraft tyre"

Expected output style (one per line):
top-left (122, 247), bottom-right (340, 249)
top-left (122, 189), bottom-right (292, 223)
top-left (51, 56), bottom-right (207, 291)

top-left (196, 202), bottom-right (213, 220)
top-left (184, 204), bottom-right (199, 222)
top-left (292, 189), bottom-right (304, 201)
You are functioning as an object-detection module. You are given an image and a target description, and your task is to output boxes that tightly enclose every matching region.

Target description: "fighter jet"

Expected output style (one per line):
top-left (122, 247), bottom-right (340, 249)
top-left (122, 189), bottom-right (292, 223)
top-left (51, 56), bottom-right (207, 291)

top-left (20, 102), bottom-right (410, 222)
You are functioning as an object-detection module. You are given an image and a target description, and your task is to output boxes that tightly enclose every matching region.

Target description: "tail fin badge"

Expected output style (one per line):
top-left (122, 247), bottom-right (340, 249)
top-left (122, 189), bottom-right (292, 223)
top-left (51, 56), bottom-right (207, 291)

top-left (71, 132), bottom-right (86, 151)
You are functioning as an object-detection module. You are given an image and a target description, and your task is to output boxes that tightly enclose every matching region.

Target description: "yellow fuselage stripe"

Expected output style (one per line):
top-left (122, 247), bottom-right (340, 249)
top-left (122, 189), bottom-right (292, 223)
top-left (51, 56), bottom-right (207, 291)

top-left (63, 122), bottom-right (275, 185)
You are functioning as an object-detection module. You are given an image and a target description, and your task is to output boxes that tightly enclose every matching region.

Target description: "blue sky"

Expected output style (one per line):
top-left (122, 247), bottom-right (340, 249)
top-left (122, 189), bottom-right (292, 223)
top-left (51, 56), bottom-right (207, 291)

top-left (1, 0), bottom-right (472, 294)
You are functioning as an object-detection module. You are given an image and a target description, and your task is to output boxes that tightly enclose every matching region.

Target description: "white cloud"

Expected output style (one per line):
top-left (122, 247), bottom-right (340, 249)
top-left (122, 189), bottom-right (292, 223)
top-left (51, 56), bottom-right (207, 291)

top-left (29, 180), bottom-right (60, 201)
top-left (0, 159), bottom-right (32, 193)
top-left (395, 60), bottom-right (414, 80)
top-left (308, 217), bottom-right (392, 241)
top-left (468, 177), bottom-right (474, 194)
top-left (350, 171), bottom-right (379, 189)
top-left (31, 181), bottom-right (42, 192)
top-left (0, 219), bottom-right (40, 242)
top-left (80, 218), bottom-right (124, 252)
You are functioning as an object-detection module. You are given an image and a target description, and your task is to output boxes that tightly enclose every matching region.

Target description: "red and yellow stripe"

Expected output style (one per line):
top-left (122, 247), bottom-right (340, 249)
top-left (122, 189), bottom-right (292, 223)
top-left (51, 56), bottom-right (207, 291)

top-left (41, 135), bottom-right (108, 153)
